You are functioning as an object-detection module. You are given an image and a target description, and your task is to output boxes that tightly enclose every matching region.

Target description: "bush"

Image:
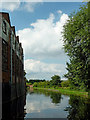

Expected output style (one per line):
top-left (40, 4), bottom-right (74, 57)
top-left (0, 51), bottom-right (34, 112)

top-left (61, 80), bottom-right (69, 87)
top-left (33, 82), bottom-right (38, 87)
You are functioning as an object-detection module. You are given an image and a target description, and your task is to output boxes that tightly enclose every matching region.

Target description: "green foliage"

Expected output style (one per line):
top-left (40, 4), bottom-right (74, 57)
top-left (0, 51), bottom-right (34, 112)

top-left (33, 81), bottom-right (50, 88)
top-left (67, 95), bottom-right (89, 119)
top-left (33, 75), bottom-right (62, 88)
top-left (28, 79), bottom-right (45, 84)
top-left (63, 3), bottom-right (90, 91)
top-left (61, 80), bottom-right (70, 87)
top-left (33, 82), bottom-right (38, 87)
top-left (51, 75), bottom-right (61, 86)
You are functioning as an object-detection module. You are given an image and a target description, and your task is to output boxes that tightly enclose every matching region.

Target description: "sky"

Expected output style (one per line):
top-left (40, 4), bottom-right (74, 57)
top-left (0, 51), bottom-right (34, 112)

top-left (0, 0), bottom-right (86, 80)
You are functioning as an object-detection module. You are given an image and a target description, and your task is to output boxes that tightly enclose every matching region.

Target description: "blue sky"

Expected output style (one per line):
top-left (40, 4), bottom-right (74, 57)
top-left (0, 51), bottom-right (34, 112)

top-left (2, 2), bottom-right (84, 31)
top-left (0, 1), bottom-right (86, 80)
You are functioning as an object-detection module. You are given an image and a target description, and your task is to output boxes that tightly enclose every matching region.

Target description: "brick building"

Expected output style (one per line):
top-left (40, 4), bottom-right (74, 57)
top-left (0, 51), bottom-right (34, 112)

top-left (0, 12), bottom-right (25, 103)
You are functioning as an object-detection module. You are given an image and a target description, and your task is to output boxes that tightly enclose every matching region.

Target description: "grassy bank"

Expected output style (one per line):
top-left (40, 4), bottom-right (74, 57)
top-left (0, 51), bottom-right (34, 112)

top-left (33, 87), bottom-right (89, 98)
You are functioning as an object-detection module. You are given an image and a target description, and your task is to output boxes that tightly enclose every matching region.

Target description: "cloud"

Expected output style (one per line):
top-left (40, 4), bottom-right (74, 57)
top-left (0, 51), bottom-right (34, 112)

top-left (57, 10), bottom-right (62, 14)
top-left (0, 0), bottom-right (82, 12)
top-left (23, 0), bottom-right (83, 2)
top-left (20, 1), bottom-right (43, 12)
top-left (24, 0), bottom-right (43, 2)
top-left (17, 13), bottom-right (69, 60)
top-left (1, 0), bottom-right (69, 79)
top-left (23, 2), bottom-right (37, 12)
top-left (0, 0), bottom-right (42, 12)
top-left (16, 11), bottom-right (69, 80)
top-left (25, 59), bottom-right (65, 73)
top-left (0, 0), bottom-right (20, 12)
top-left (24, 59), bottom-right (67, 80)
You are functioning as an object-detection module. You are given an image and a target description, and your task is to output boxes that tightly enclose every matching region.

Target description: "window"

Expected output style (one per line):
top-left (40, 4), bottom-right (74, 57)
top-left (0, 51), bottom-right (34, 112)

top-left (2, 21), bottom-right (7, 34)
top-left (12, 50), bottom-right (15, 75)
top-left (2, 40), bottom-right (8, 71)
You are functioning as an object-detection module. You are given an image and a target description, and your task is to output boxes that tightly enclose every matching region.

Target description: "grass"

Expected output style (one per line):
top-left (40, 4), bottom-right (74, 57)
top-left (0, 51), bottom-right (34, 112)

top-left (33, 87), bottom-right (89, 98)
top-left (26, 82), bottom-right (32, 86)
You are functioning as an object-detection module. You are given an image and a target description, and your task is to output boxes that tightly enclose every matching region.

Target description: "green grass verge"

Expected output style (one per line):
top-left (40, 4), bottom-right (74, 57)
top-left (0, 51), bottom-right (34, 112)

top-left (33, 87), bottom-right (89, 98)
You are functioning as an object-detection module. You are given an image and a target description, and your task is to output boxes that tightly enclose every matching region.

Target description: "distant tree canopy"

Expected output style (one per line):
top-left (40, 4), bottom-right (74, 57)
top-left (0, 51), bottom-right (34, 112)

top-left (63, 3), bottom-right (90, 91)
top-left (28, 79), bottom-right (45, 84)
top-left (33, 75), bottom-right (62, 88)
top-left (51, 75), bottom-right (61, 86)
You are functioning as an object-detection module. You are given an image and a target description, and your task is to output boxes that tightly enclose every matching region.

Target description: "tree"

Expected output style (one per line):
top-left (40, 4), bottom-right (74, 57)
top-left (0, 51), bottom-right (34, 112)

top-left (51, 75), bottom-right (61, 86)
top-left (61, 80), bottom-right (69, 87)
top-left (63, 3), bottom-right (90, 91)
top-left (24, 70), bottom-right (28, 82)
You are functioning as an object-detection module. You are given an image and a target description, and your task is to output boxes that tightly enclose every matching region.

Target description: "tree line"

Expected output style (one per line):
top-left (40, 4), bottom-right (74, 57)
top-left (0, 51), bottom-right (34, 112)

top-left (63, 2), bottom-right (90, 92)
top-left (26, 75), bottom-right (69, 88)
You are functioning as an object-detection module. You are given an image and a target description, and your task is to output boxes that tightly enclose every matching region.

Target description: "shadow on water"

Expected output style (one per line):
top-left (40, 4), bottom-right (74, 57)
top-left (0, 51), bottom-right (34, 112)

top-left (2, 94), bottom-right (26, 120)
top-left (66, 95), bottom-right (90, 120)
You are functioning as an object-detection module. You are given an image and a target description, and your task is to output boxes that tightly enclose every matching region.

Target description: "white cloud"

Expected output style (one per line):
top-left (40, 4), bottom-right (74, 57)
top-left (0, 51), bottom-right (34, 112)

top-left (24, 0), bottom-right (43, 2)
top-left (21, 1), bottom-right (43, 12)
top-left (57, 10), bottom-right (62, 14)
top-left (0, 0), bottom-right (82, 12)
top-left (24, 59), bottom-right (67, 80)
top-left (0, 0), bottom-right (42, 12)
top-left (23, 2), bottom-right (37, 12)
top-left (0, 0), bottom-right (20, 11)
top-left (25, 59), bottom-right (65, 73)
top-left (17, 13), bottom-right (69, 60)
top-left (16, 12), bottom-right (69, 80)
top-left (23, 0), bottom-right (83, 2)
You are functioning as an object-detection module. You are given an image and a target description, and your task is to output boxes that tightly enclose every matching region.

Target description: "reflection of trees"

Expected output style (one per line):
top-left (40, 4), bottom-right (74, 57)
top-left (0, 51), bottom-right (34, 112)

top-left (32, 89), bottom-right (62, 104)
top-left (32, 89), bottom-right (51, 97)
top-left (67, 95), bottom-right (90, 120)
top-left (50, 92), bottom-right (61, 104)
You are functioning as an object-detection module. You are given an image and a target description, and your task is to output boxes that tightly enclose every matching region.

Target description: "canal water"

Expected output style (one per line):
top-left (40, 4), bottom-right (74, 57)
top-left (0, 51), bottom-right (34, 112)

top-left (2, 88), bottom-right (90, 119)
top-left (24, 88), bottom-right (90, 119)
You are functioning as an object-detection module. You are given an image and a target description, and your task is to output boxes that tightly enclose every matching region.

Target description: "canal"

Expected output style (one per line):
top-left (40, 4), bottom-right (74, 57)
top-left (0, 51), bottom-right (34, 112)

top-left (2, 88), bottom-right (90, 120)
top-left (24, 88), bottom-right (90, 119)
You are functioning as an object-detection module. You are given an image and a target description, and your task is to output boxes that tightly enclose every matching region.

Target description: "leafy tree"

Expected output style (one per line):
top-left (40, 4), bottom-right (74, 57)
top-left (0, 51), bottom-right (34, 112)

top-left (33, 82), bottom-right (38, 87)
top-left (63, 3), bottom-right (90, 91)
top-left (61, 80), bottom-right (70, 87)
top-left (51, 75), bottom-right (61, 86)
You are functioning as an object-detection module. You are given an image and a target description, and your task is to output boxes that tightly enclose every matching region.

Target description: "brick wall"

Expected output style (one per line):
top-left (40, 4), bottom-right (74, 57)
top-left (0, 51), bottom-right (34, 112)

top-left (0, 37), bottom-right (2, 83)
top-left (1, 12), bottom-right (25, 103)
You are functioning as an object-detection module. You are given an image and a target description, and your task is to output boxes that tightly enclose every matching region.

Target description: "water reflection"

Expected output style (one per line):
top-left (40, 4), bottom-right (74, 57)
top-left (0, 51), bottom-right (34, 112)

top-left (25, 89), bottom-right (69, 118)
top-left (2, 88), bottom-right (90, 119)
top-left (50, 92), bottom-right (61, 104)
top-left (25, 88), bottom-right (90, 119)
top-left (29, 89), bottom-right (62, 104)
top-left (2, 94), bottom-right (26, 120)
top-left (67, 95), bottom-right (90, 120)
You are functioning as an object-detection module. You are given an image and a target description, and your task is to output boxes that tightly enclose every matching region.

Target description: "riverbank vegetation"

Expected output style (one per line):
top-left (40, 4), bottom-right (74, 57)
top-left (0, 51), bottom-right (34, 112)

top-left (63, 3), bottom-right (90, 92)
top-left (26, 74), bottom-right (88, 97)
top-left (34, 87), bottom-right (88, 98)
